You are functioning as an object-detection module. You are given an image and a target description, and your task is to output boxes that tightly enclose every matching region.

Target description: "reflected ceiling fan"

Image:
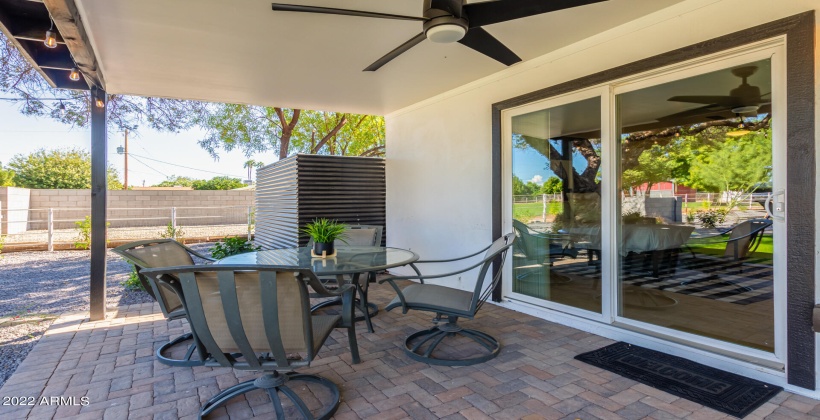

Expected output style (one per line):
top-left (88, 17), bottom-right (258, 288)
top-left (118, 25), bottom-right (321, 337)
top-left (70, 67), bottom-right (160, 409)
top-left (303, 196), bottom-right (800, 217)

top-left (271, 0), bottom-right (607, 71)
top-left (662, 65), bottom-right (771, 122)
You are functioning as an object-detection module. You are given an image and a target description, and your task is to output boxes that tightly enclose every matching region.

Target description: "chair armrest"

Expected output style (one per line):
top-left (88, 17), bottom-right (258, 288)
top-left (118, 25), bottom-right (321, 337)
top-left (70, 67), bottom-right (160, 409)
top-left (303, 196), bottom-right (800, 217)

top-left (411, 242), bottom-right (493, 264)
top-left (181, 244), bottom-right (217, 262)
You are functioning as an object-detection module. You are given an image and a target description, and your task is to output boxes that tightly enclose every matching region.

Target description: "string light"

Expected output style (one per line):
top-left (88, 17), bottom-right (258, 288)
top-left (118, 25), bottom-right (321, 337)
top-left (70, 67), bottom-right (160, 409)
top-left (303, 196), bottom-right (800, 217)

top-left (44, 19), bottom-right (57, 48)
top-left (95, 98), bottom-right (105, 108)
top-left (69, 67), bottom-right (80, 81)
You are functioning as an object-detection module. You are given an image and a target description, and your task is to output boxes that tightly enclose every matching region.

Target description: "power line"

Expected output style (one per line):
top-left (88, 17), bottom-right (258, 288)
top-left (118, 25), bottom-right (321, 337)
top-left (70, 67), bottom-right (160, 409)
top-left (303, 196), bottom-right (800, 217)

top-left (128, 155), bottom-right (169, 178)
top-left (127, 153), bottom-right (244, 178)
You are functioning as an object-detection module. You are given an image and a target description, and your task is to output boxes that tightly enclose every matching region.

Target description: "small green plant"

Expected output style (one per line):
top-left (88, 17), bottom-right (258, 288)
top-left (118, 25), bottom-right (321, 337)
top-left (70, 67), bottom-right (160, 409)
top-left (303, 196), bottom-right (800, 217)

top-left (302, 218), bottom-right (348, 244)
top-left (159, 222), bottom-right (185, 242)
top-left (74, 216), bottom-right (109, 250)
top-left (695, 208), bottom-right (728, 229)
top-left (121, 264), bottom-right (145, 291)
top-left (210, 236), bottom-right (261, 259)
top-left (0, 234), bottom-right (5, 257)
top-left (74, 216), bottom-right (92, 249)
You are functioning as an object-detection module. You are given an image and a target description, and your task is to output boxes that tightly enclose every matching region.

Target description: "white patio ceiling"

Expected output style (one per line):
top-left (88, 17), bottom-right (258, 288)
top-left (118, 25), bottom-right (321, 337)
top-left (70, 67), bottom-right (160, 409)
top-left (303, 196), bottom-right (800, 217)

top-left (76, 0), bottom-right (684, 115)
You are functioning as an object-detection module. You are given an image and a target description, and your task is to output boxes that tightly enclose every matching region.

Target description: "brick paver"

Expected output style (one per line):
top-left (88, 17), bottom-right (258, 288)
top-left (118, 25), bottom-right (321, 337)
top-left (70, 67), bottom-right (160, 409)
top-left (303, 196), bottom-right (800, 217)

top-left (0, 281), bottom-right (816, 419)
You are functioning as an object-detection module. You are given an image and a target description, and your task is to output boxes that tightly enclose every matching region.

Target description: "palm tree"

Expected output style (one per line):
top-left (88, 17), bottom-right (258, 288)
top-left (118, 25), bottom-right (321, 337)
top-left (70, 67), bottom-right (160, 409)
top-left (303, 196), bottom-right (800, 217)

top-left (243, 159), bottom-right (257, 183)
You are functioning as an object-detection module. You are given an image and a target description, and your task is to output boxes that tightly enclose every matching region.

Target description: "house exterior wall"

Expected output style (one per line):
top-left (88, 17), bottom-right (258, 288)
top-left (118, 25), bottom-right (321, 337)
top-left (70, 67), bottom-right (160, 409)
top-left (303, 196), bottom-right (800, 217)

top-left (385, 0), bottom-right (819, 392)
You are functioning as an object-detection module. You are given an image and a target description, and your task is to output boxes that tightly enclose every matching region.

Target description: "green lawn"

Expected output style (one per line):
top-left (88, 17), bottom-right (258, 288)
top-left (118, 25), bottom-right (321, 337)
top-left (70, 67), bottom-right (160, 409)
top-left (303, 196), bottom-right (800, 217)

top-left (513, 202), bottom-right (563, 221)
top-left (687, 234), bottom-right (773, 257)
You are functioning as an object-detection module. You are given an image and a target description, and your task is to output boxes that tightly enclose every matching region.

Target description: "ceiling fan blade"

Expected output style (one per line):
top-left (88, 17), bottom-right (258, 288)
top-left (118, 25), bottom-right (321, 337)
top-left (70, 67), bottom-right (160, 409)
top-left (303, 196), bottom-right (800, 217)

top-left (272, 3), bottom-right (426, 22)
top-left (458, 27), bottom-right (521, 66)
top-left (363, 33), bottom-right (426, 72)
top-left (463, 0), bottom-right (607, 28)
top-left (667, 95), bottom-right (741, 107)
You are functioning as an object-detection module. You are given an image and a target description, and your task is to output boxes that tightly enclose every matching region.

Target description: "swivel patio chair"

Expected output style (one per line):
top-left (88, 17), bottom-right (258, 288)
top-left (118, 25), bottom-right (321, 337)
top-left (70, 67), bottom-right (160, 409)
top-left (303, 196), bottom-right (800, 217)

top-left (141, 265), bottom-right (355, 419)
top-left (310, 224), bottom-right (384, 333)
top-left (687, 218), bottom-right (772, 260)
top-left (112, 239), bottom-right (216, 366)
top-left (379, 233), bottom-right (515, 366)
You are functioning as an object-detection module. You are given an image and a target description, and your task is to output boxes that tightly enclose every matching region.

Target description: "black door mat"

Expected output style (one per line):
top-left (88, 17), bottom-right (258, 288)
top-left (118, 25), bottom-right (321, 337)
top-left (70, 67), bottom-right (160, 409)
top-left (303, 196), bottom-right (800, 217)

top-left (575, 342), bottom-right (782, 418)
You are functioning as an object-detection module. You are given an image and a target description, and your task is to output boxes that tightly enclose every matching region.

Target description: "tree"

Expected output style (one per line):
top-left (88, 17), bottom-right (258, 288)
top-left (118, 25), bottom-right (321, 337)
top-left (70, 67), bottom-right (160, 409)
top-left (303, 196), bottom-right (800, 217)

top-left (8, 148), bottom-right (122, 189)
top-left (153, 175), bottom-right (197, 188)
top-left (621, 144), bottom-right (683, 194)
top-left (1, 33), bottom-right (203, 134)
top-left (197, 104), bottom-right (385, 161)
top-left (192, 176), bottom-right (245, 190)
top-left (243, 160), bottom-right (264, 182)
top-left (0, 161), bottom-right (14, 186)
top-left (688, 130), bottom-right (772, 204)
top-left (540, 176), bottom-right (562, 194)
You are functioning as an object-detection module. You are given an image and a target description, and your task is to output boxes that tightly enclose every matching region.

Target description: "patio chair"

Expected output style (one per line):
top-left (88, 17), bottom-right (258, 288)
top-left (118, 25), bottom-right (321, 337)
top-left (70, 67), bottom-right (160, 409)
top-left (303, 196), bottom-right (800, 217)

top-left (512, 219), bottom-right (578, 273)
top-left (688, 218), bottom-right (772, 260)
top-left (379, 233), bottom-right (515, 366)
top-left (140, 265), bottom-right (354, 419)
top-left (111, 239), bottom-right (216, 367)
top-left (310, 224), bottom-right (383, 333)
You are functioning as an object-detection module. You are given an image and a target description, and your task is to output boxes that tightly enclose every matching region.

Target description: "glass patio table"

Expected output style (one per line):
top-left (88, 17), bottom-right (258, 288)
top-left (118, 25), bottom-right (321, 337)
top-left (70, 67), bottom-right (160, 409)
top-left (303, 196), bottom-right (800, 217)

top-left (217, 246), bottom-right (419, 332)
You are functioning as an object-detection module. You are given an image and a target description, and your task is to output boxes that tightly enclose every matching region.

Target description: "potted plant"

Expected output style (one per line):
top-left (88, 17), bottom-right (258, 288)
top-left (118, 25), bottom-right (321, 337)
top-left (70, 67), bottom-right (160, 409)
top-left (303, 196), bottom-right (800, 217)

top-left (302, 218), bottom-right (348, 257)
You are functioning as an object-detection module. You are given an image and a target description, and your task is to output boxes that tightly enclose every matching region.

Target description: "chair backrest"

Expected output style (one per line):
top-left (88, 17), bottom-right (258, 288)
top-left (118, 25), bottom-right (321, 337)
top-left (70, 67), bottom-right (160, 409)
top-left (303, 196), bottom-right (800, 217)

top-left (471, 233), bottom-right (516, 313)
top-left (111, 239), bottom-right (197, 316)
top-left (725, 218), bottom-right (772, 259)
top-left (344, 225), bottom-right (384, 246)
top-left (142, 266), bottom-right (332, 371)
top-left (512, 219), bottom-right (547, 261)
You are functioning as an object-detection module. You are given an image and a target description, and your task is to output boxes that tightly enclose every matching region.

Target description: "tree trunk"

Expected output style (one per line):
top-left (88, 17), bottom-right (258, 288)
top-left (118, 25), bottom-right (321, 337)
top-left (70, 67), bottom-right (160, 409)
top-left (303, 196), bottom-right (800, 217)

top-left (275, 108), bottom-right (301, 160)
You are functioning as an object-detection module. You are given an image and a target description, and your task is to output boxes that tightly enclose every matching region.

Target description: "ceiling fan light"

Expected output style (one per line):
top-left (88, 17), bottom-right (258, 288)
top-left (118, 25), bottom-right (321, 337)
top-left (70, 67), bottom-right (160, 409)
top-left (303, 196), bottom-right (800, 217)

top-left (426, 24), bottom-right (466, 43)
top-left (731, 105), bottom-right (759, 114)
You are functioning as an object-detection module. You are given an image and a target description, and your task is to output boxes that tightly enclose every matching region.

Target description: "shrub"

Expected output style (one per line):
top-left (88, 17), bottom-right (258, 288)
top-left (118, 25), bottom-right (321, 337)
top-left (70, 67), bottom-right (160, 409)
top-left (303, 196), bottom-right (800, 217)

top-left (210, 236), bottom-right (260, 260)
top-left (695, 208), bottom-right (728, 229)
top-left (74, 216), bottom-right (110, 250)
top-left (121, 264), bottom-right (145, 291)
top-left (0, 234), bottom-right (5, 258)
top-left (159, 222), bottom-right (185, 242)
top-left (302, 219), bottom-right (348, 244)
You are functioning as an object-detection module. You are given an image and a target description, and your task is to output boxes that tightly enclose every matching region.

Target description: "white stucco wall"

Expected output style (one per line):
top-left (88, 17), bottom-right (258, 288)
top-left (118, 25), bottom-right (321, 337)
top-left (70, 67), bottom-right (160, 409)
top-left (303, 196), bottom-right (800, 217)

top-left (385, 0), bottom-right (820, 392)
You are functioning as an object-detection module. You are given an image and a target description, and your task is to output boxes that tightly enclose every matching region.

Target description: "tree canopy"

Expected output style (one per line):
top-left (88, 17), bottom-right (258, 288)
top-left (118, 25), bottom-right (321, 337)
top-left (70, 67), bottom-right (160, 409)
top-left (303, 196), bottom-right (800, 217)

top-left (0, 162), bottom-right (14, 187)
top-left (8, 148), bottom-right (122, 189)
top-left (153, 175), bottom-right (245, 190)
top-left (196, 105), bottom-right (385, 161)
top-left (1, 32), bottom-right (385, 165)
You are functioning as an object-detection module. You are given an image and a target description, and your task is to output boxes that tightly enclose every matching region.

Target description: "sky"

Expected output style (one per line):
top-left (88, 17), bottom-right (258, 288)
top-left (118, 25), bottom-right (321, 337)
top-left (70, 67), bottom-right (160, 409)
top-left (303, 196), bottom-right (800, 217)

top-left (0, 101), bottom-right (271, 186)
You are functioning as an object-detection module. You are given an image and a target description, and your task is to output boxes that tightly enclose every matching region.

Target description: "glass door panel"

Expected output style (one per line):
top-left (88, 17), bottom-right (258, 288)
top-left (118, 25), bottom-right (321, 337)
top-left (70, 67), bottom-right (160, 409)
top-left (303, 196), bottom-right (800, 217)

top-left (616, 58), bottom-right (775, 352)
top-left (511, 96), bottom-right (602, 314)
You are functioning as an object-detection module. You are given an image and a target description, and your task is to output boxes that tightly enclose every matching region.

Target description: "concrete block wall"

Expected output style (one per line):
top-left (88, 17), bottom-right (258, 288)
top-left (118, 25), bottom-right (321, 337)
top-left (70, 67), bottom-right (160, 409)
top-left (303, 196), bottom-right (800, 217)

top-left (1, 188), bottom-right (255, 230)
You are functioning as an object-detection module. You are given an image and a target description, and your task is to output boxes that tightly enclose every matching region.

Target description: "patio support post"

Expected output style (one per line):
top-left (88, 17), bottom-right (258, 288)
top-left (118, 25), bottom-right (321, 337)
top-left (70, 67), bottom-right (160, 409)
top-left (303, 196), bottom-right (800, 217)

top-left (89, 87), bottom-right (108, 321)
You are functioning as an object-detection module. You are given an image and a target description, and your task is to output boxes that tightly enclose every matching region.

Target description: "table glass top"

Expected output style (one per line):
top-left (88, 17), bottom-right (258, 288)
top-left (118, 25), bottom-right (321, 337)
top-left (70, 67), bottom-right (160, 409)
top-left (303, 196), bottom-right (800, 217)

top-left (216, 246), bottom-right (419, 275)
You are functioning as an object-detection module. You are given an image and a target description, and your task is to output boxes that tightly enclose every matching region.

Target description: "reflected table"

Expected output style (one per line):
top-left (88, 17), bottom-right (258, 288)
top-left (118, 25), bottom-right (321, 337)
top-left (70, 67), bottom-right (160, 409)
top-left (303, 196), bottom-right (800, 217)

top-left (217, 246), bottom-right (419, 332)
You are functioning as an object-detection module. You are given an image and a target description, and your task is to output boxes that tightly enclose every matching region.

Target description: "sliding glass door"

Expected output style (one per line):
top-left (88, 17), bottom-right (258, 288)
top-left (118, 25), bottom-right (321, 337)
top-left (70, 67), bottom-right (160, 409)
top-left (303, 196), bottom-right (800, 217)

top-left (507, 90), bottom-right (605, 316)
top-left (615, 55), bottom-right (783, 356)
top-left (504, 46), bottom-right (786, 360)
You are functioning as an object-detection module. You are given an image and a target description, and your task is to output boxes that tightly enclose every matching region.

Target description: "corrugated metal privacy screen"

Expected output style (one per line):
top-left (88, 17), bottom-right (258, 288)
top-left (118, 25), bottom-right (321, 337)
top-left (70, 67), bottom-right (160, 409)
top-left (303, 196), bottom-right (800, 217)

top-left (255, 154), bottom-right (386, 249)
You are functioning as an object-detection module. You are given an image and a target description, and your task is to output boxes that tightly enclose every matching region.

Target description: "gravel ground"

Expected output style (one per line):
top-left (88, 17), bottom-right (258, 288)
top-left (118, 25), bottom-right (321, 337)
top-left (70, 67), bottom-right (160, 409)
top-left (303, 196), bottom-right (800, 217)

top-left (0, 242), bottom-right (214, 388)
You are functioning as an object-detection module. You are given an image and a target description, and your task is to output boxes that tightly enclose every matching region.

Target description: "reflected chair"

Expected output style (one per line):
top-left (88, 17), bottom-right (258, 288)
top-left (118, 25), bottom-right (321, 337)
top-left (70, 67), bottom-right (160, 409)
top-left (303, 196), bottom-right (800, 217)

top-left (379, 233), bottom-right (515, 366)
top-left (512, 219), bottom-right (578, 267)
top-left (141, 265), bottom-right (355, 419)
top-left (112, 239), bottom-right (216, 366)
top-left (310, 224), bottom-right (383, 333)
top-left (688, 218), bottom-right (772, 260)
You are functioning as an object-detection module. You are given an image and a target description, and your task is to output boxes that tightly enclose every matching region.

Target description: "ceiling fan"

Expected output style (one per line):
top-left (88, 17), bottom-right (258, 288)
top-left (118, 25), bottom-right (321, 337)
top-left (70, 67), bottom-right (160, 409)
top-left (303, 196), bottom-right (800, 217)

top-left (665, 65), bottom-right (770, 118)
top-left (271, 0), bottom-right (607, 71)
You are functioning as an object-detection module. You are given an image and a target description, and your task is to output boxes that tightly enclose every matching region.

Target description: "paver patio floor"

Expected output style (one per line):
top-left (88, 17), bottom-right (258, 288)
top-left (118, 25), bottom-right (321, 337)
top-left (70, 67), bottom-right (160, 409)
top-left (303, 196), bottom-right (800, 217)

top-left (0, 280), bottom-right (816, 419)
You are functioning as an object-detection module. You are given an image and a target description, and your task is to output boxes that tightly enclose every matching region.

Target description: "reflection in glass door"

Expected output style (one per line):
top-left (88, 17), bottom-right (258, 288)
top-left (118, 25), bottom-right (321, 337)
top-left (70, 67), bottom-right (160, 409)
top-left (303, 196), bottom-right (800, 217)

top-left (510, 96), bottom-right (602, 314)
top-left (616, 58), bottom-right (777, 352)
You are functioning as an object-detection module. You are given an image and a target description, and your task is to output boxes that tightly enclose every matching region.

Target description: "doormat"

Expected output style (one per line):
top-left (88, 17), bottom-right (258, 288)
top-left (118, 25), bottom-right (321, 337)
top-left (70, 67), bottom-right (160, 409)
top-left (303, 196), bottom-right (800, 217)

top-left (575, 342), bottom-right (782, 418)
